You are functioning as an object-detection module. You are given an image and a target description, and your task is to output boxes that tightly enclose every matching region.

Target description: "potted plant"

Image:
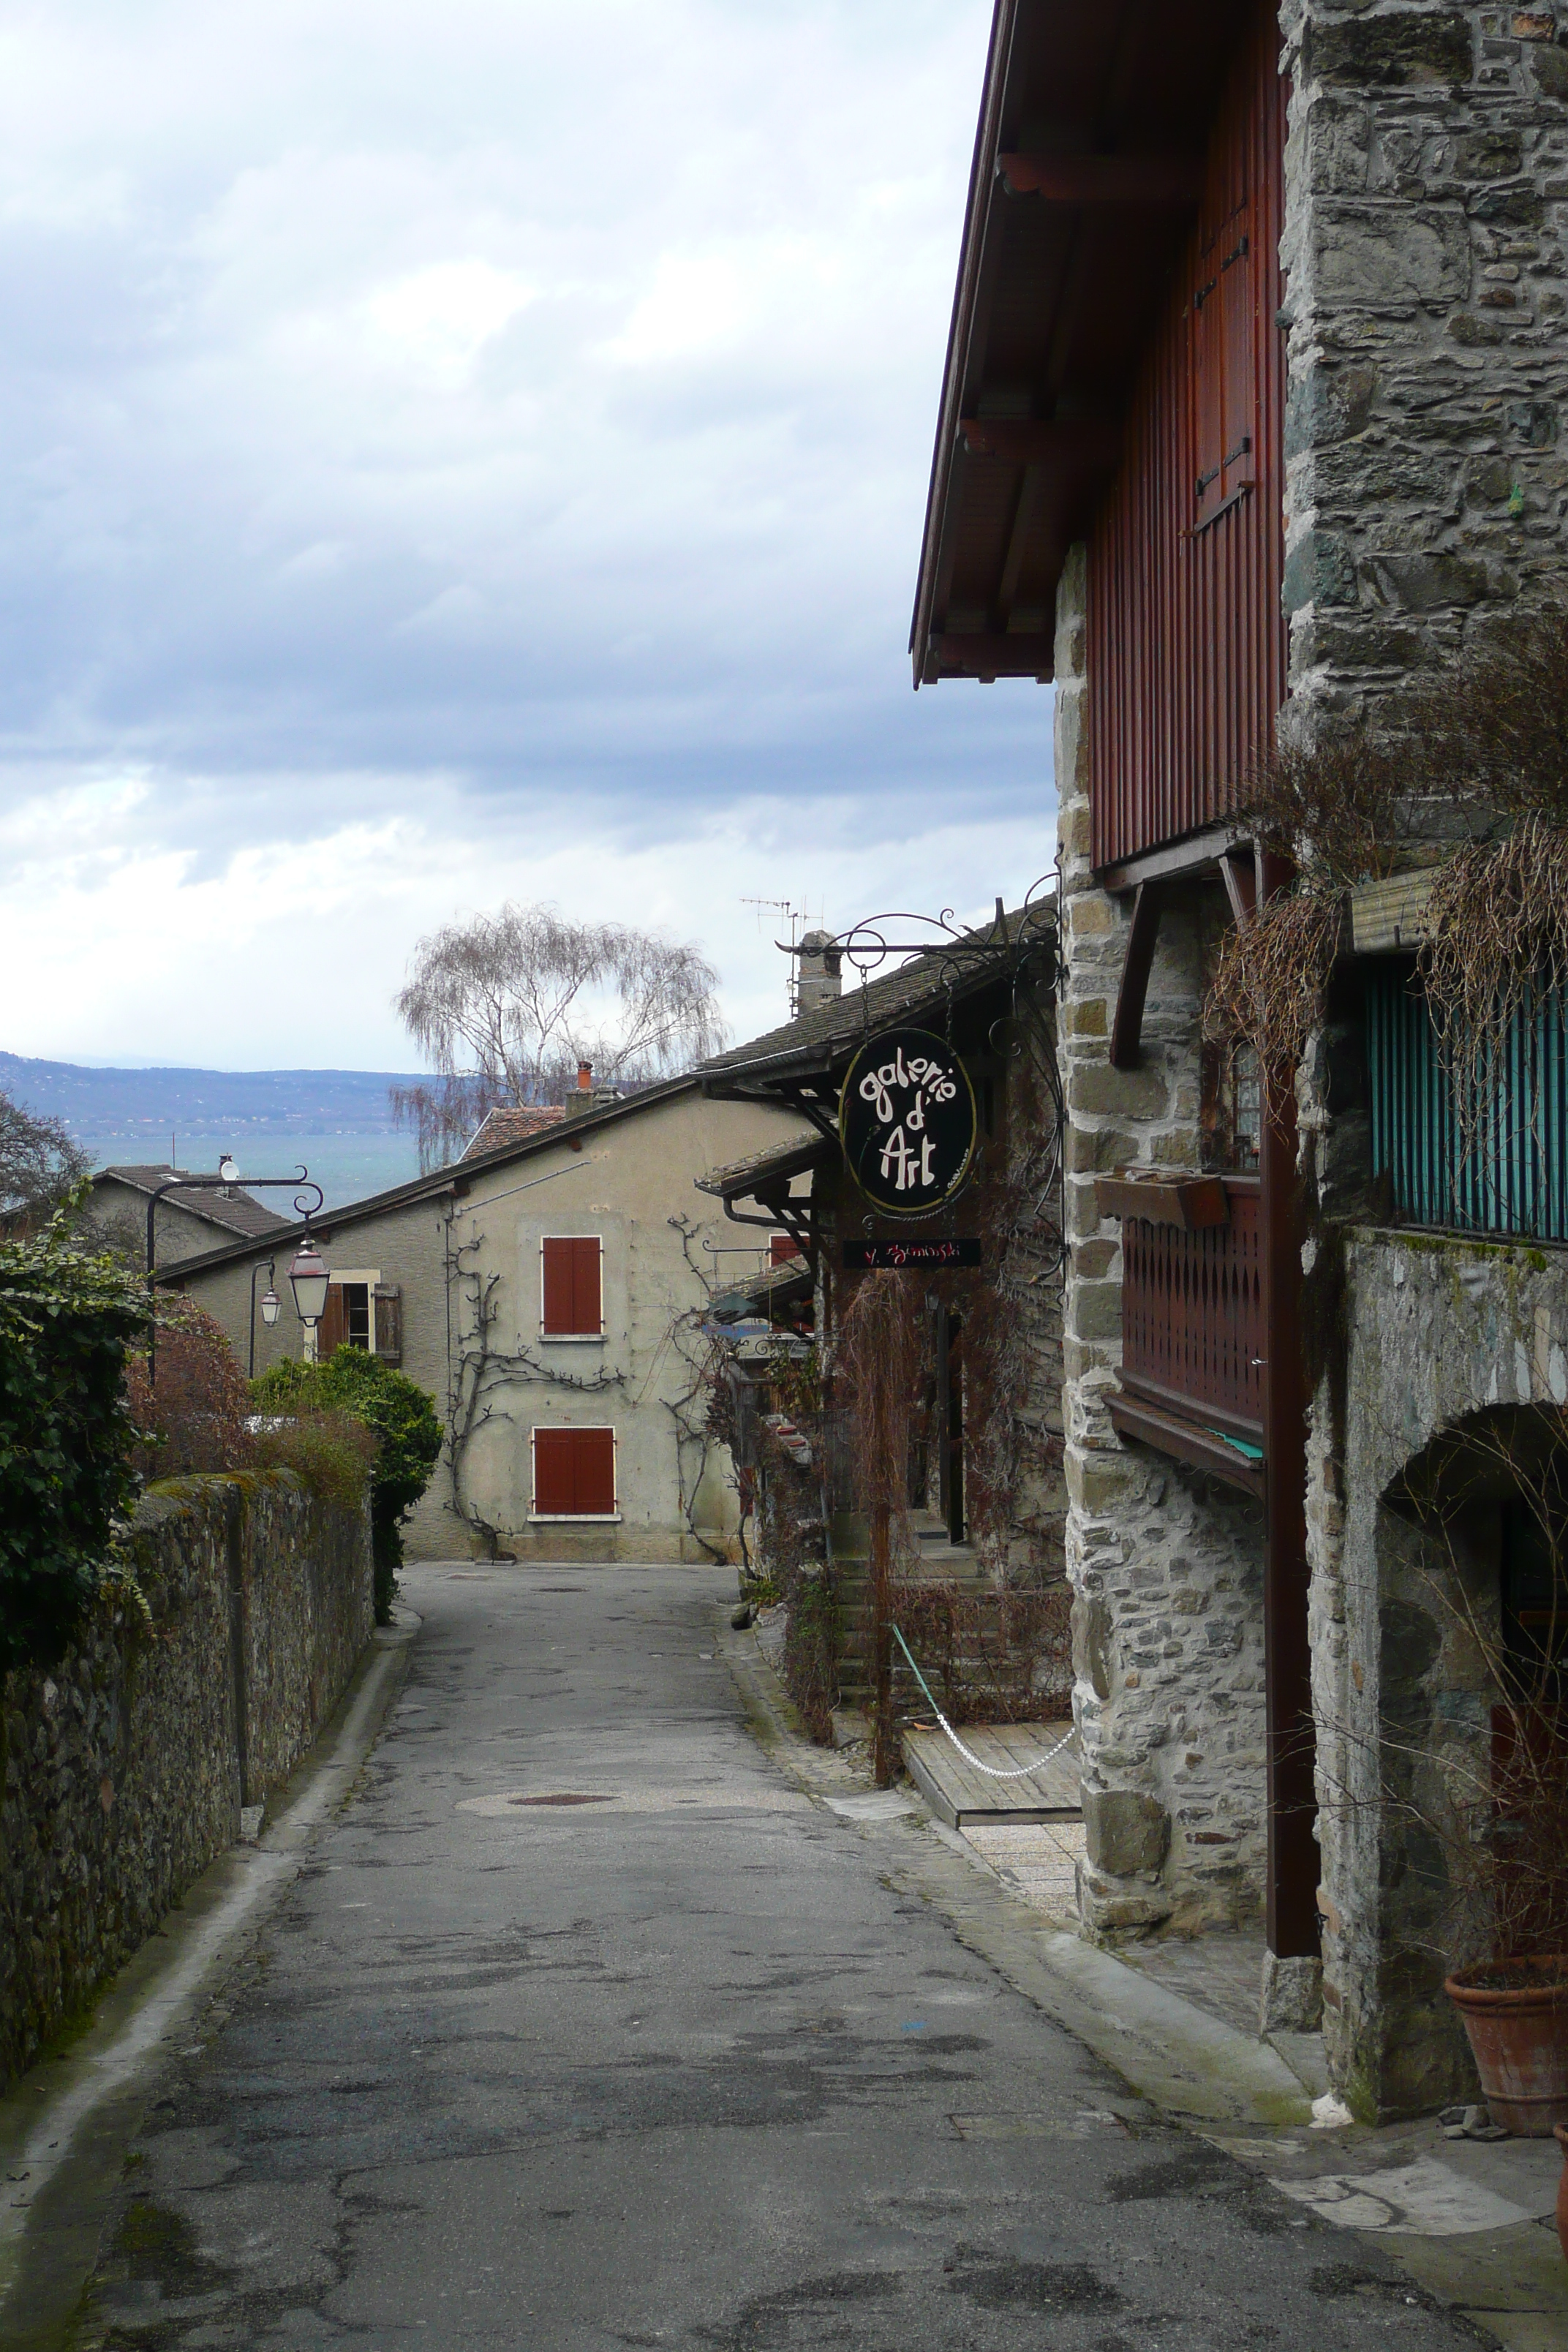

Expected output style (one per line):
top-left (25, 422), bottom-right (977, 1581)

top-left (1433, 1443), bottom-right (1568, 2138)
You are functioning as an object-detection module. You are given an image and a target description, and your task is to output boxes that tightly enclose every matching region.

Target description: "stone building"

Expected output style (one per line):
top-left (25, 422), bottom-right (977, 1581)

top-left (160, 1081), bottom-right (807, 1562)
top-left (698, 908), bottom-right (1067, 1607)
top-left (913, 0), bottom-right (1568, 2116)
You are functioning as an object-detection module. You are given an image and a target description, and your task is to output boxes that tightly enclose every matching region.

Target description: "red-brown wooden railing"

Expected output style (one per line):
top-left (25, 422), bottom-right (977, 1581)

top-left (1119, 1177), bottom-right (1264, 1439)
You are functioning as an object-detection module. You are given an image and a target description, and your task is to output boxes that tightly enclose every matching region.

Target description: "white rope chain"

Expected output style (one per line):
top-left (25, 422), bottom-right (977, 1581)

top-left (891, 1625), bottom-right (1076, 1780)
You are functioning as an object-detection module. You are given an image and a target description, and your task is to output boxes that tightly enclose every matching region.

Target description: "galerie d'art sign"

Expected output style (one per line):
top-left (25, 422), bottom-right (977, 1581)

top-left (839, 1027), bottom-right (978, 1219)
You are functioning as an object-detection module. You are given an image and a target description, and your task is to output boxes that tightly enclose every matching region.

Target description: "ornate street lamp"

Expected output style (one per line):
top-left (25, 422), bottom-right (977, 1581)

top-left (146, 1158), bottom-right (324, 1382)
top-left (248, 1256), bottom-right (282, 1379)
top-left (288, 1234), bottom-right (331, 1330)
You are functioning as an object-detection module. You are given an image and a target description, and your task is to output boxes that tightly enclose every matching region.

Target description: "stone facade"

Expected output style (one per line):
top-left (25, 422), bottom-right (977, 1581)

top-left (1281, 1), bottom-right (1568, 719)
top-left (0, 1473), bottom-right (371, 2091)
top-left (1308, 1231), bottom-right (1568, 2119)
top-left (1052, 2), bottom-right (1568, 2064)
top-left (1055, 550), bottom-right (1272, 1943)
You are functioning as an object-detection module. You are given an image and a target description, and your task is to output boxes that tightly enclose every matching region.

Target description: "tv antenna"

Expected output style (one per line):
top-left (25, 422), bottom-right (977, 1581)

top-left (742, 897), bottom-right (804, 1016)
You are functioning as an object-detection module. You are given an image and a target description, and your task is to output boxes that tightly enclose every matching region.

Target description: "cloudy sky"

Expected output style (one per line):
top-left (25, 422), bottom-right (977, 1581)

top-left (0, 0), bottom-right (1054, 1070)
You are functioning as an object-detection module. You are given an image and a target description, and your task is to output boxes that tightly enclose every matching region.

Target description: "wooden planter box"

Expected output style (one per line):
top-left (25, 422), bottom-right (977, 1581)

top-left (1094, 1172), bottom-right (1229, 1230)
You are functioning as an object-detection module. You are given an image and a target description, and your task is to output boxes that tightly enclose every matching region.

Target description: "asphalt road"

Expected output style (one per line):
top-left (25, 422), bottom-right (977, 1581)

top-left (64, 1563), bottom-right (1479, 2350)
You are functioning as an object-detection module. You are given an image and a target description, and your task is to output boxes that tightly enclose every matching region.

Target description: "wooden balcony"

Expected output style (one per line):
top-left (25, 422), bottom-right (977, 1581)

top-left (1095, 1174), bottom-right (1265, 1496)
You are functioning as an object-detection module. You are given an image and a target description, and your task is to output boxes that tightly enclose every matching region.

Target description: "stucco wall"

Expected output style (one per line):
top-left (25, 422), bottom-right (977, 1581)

top-left (1311, 1227), bottom-right (1568, 2118)
top-left (0, 1472), bottom-right (372, 2091)
top-left (172, 1090), bottom-right (808, 1562)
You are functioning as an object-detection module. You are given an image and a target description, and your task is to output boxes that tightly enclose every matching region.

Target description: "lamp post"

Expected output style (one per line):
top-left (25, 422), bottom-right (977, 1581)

top-left (146, 1158), bottom-right (325, 1382)
top-left (248, 1257), bottom-right (281, 1379)
top-left (287, 1232), bottom-right (331, 1354)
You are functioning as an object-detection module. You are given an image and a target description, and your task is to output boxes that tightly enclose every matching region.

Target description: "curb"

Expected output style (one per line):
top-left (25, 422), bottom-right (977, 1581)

top-left (718, 1611), bottom-right (1311, 2130)
top-left (719, 1613), bottom-right (1568, 2351)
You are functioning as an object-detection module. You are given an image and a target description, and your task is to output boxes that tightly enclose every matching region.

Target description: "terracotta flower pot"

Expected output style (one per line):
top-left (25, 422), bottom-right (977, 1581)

top-left (1445, 1957), bottom-right (1568, 2136)
top-left (1555, 2125), bottom-right (1568, 2263)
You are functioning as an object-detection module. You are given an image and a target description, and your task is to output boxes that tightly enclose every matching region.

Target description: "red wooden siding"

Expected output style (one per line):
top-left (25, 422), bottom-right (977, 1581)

top-left (1089, 7), bottom-right (1287, 869)
top-left (1119, 1180), bottom-right (1264, 1437)
top-left (540, 1235), bottom-right (603, 1335)
top-left (532, 1426), bottom-right (617, 1515)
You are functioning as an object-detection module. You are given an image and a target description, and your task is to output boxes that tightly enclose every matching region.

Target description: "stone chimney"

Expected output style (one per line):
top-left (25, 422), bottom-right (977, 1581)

top-left (564, 1058), bottom-right (620, 1118)
top-left (795, 930), bottom-right (842, 1020)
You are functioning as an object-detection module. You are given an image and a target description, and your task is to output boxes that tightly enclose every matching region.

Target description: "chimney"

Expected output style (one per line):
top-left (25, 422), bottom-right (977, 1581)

top-left (564, 1059), bottom-right (619, 1119)
top-left (795, 930), bottom-right (842, 1020)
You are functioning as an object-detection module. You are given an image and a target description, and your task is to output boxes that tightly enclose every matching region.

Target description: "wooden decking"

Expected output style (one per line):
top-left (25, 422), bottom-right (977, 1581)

top-left (902, 1720), bottom-right (1080, 1828)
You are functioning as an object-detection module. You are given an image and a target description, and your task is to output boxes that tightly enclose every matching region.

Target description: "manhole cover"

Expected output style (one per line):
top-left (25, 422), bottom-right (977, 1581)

top-left (509, 1793), bottom-right (615, 1808)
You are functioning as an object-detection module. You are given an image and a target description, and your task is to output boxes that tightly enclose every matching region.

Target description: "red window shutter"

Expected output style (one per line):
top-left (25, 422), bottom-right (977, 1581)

top-left (532, 1426), bottom-right (616, 1515)
top-left (571, 1428), bottom-right (616, 1514)
top-left (541, 1236), bottom-right (602, 1334)
top-left (532, 1428), bottom-right (576, 1513)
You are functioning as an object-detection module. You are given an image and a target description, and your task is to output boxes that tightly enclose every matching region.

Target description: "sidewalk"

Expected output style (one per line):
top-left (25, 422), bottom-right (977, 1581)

top-left (722, 1612), bottom-right (1568, 2352)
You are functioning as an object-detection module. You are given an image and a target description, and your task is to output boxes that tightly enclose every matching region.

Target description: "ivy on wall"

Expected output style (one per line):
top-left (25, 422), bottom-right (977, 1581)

top-left (0, 1206), bottom-right (147, 1674)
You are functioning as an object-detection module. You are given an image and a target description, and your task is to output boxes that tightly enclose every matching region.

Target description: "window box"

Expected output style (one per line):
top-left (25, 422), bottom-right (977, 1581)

top-left (1094, 1172), bottom-right (1230, 1230)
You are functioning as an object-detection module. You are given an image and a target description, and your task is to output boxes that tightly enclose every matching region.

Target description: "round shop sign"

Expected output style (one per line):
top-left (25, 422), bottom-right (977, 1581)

top-left (839, 1027), bottom-right (978, 1219)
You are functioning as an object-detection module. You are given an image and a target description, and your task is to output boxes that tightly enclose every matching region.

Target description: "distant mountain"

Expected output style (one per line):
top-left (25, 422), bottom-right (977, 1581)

top-left (0, 1053), bottom-right (433, 1211)
top-left (0, 1052), bottom-right (426, 1136)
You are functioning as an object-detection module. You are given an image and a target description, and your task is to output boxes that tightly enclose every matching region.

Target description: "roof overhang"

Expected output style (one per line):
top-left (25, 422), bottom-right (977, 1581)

top-left (911, 0), bottom-right (1253, 687)
top-left (695, 1134), bottom-right (832, 1204)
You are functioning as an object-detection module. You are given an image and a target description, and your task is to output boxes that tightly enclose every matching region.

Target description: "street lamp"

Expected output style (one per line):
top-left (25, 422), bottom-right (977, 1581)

top-left (145, 1159), bottom-right (324, 1383)
top-left (288, 1234), bottom-right (331, 1330)
top-left (248, 1256), bottom-right (281, 1379)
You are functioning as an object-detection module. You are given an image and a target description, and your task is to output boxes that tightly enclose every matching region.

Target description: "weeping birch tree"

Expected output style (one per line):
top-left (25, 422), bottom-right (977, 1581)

top-left (391, 904), bottom-right (728, 1169)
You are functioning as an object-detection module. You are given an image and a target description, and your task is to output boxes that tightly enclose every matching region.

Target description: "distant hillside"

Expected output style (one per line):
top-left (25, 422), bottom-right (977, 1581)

top-left (0, 1053), bottom-right (426, 1136)
top-left (0, 1053), bottom-right (432, 1211)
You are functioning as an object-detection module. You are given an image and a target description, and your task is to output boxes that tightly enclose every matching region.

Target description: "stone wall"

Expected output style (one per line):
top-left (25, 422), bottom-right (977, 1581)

top-left (1054, 548), bottom-right (1272, 1942)
top-left (1309, 1227), bottom-right (1568, 2118)
top-left (1281, 1), bottom-right (1568, 724)
top-left (0, 1473), bottom-right (372, 2091)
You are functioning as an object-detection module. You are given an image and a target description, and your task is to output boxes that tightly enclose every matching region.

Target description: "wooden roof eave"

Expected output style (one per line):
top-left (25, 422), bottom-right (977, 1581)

top-left (911, 0), bottom-right (1023, 688)
top-left (911, 0), bottom-right (1248, 693)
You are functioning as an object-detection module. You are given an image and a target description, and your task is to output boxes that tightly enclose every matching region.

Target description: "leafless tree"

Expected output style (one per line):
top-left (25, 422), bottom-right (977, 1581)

top-left (391, 904), bottom-right (728, 1171)
top-left (0, 1087), bottom-right (88, 1232)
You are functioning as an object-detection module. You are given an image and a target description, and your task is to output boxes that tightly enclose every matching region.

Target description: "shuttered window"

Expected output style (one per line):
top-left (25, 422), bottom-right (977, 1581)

top-left (531, 1426), bottom-right (617, 1517)
top-left (317, 1283), bottom-right (369, 1355)
top-left (1193, 198), bottom-right (1256, 529)
top-left (540, 1236), bottom-right (603, 1336)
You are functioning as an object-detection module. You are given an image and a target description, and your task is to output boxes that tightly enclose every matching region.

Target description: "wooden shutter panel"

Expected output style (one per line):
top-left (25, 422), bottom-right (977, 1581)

top-left (1194, 200), bottom-right (1254, 528)
top-left (573, 1237), bottom-right (602, 1333)
top-left (532, 1428), bottom-right (575, 1513)
top-left (571, 1428), bottom-right (616, 1514)
top-left (317, 1284), bottom-right (346, 1359)
top-left (541, 1236), bottom-right (602, 1335)
top-left (372, 1284), bottom-right (402, 1364)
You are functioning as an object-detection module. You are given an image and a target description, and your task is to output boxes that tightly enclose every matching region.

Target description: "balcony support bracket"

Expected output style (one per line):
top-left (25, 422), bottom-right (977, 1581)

top-left (1109, 881), bottom-right (1165, 1069)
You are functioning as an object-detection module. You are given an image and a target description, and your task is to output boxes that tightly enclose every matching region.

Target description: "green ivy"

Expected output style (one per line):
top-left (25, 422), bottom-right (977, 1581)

top-left (0, 1205), bottom-right (148, 1674)
top-left (252, 1347), bottom-right (442, 1621)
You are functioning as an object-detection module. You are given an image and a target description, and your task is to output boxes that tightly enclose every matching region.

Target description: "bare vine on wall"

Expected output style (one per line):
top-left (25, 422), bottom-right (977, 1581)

top-left (657, 1214), bottom-right (734, 1562)
top-left (442, 1220), bottom-right (626, 1557)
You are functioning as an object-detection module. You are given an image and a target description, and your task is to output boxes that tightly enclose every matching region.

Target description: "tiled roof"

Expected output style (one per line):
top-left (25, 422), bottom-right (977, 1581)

top-left (151, 1077), bottom-right (704, 1281)
top-left (699, 902), bottom-right (1054, 1088)
top-left (95, 1165), bottom-right (291, 1240)
top-left (461, 1104), bottom-right (566, 1159)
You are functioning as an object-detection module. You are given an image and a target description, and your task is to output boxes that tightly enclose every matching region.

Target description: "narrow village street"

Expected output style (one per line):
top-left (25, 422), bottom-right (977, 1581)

top-left (45, 1565), bottom-right (1485, 2351)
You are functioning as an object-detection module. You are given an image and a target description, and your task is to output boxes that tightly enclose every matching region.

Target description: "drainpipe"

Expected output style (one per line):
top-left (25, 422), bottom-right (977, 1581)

top-left (1258, 848), bottom-right (1319, 1965)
